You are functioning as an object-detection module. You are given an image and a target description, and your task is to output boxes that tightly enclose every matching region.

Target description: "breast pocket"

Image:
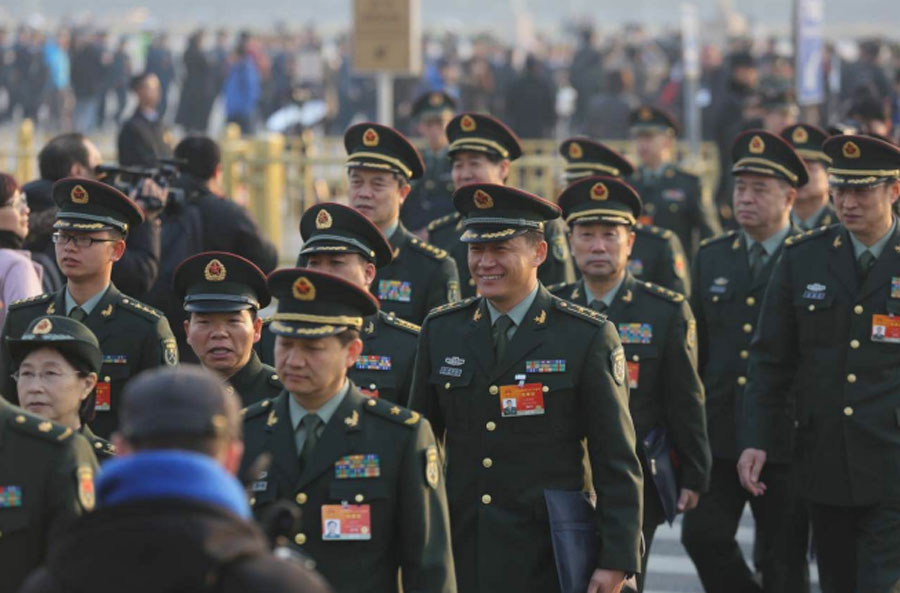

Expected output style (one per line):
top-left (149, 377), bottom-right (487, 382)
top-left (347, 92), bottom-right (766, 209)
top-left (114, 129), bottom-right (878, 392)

top-left (703, 286), bottom-right (734, 326)
top-left (329, 480), bottom-right (390, 505)
top-left (0, 507), bottom-right (29, 538)
top-left (96, 364), bottom-right (131, 413)
top-left (429, 369), bottom-right (475, 429)
top-left (351, 369), bottom-right (400, 403)
top-left (623, 344), bottom-right (660, 395)
top-left (794, 292), bottom-right (836, 346)
top-left (511, 375), bottom-right (576, 436)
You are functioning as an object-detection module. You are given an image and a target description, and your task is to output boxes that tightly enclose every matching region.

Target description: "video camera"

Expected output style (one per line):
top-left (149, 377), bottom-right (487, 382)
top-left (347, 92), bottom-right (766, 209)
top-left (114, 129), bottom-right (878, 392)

top-left (95, 158), bottom-right (187, 213)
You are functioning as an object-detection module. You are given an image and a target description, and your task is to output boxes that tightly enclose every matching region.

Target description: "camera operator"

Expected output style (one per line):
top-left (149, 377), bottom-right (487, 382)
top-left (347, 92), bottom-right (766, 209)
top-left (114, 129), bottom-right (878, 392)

top-left (20, 133), bottom-right (164, 297)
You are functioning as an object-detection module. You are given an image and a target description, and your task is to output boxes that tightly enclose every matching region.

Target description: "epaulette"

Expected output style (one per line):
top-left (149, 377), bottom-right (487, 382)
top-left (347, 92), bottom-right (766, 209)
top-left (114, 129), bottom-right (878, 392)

top-left (383, 311), bottom-right (420, 335)
top-left (362, 396), bottom-right (420, 427)
top-left (553, 297), bottom-right (606, 326)
top-left (546, 281), bottom-right (572, 294)
top-left (635, 223), bottom-right (674, 241)
top-left (9, 293), bottom-right (53, 309)
top-left (784, 225), bottom-right (830, 247)
top-left (408, 237), bottom-right (448, 260)
top-left (7, 409), bottom-right (74, 444)
top-left (241, 397), bottom-right (274, 420)
top-left (426, 296), bottom-right (478, 319)
top-left (640, 281), bottom-right (685, 303)
top-left (118, 296), bottom-right (163, 320)
top-left (699, 229), bottom-right (738, 249)
top-left (87, 435), bottom-right (117, 457)
top-left (426, 212), bottom-right (460, 233)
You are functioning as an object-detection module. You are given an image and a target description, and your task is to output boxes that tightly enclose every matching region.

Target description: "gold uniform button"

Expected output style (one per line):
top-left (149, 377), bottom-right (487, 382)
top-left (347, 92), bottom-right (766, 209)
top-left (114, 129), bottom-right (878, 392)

top-left (14, 415), bottom-right (25, 424)
top-left (742, 323), bottom-right (753, 334)
top-left (854, 305), bottom-right (864, 315)
top-left (369, 384), bottom-right (377, 391)
top-left (367, 399), bottom-right (377, 407)
top-left (847, 374), bottom-right (857, 384)
top-left (94, 442), bottom-right (103, 449)
top-left (740, 350), bottom-right (749, 360)
top-left (295, 493), bottom-right (308, 505)
top-left (355, 494), bottom-right (364, 503)
top-left (444, 382), bottom-right (451, 389)
top-left (481, 494), bottom-right (492, 505)
top-left (482, 457), bottom-right (493, 468)
top-left (104, 376), bottom-right (111, 383)
top-left (489, 385), bottom-right (499, 395)
top-left (486, 421), bottom-right (497, 432)
top-left (844, 406), bottom-right (854, 416)
top-left (737, 376), bottom-right (747, 386)
top-left (746, 296), bottom-right (756, 306)
top-left (249, 497), bottom-right (256, 507)
top-left (542, 385), bottom-right (549, 393)
top-left (850, 340), bottom-right (860, 349)
top-left (808, 305), bottom-right (816, 312)
top-left (294, 533), bottom-right (307, 545)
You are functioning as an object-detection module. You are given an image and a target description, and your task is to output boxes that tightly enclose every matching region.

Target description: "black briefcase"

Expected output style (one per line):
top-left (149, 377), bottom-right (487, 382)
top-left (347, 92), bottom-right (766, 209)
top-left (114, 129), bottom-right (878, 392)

top-left (641, 426), bottom-right (680, 524)
top-left (544, 489), bottom-right (597, 593)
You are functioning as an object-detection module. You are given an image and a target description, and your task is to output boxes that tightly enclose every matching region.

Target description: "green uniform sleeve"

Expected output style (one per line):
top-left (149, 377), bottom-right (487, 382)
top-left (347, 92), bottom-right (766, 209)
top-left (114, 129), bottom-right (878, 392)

top-left (47, 433), bottom-right (98, 541)
top-left (409, 321), bottom-right (444, 440)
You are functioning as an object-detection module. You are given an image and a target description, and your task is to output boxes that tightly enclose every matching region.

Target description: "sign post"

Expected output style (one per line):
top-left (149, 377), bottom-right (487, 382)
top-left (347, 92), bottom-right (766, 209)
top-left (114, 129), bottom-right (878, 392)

top-left (681, 3), bottom-right (701, 161)
top-left (794, 0), bottom-right (825, 120)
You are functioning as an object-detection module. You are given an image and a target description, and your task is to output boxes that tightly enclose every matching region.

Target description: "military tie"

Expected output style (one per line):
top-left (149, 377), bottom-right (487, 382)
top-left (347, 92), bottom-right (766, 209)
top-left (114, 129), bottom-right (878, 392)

top-left (591, 300), bottom-right (608, 314)
top-left (69, 307), bottom-right (87, 322)
top-left (492, 314), bottom-right (514, 364)
top-left (298, 414), bottom-right (323, 470)
top-left (857, 250), bottom-right (876, 284)
top-left (748, 242), bottom-right (766, 282)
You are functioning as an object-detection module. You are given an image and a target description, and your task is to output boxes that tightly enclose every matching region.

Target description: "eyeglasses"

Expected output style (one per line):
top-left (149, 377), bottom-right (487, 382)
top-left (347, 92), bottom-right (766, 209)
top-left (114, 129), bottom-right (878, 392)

top-left (12, 369), bottom-right (78, 384)
top-left (52, 232), bottom-right (119, 248)
top-left (2, 195), bottom-right (27, 212)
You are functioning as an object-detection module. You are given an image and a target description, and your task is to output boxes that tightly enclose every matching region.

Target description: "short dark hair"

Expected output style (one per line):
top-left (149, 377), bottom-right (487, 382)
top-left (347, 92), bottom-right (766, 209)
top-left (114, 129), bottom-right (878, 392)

top-left (39, 133), bottom-right (89, 181)
top-left (0, 173), bottom-right (18, 207)
top-left (174, 136), bottom-right (221, 181)
top-left (521, 229), bottom-right (545, 247)
top-left (335, 328), bottom-right (360, 347)
top-left (129, 71), bottom-right (155, 92)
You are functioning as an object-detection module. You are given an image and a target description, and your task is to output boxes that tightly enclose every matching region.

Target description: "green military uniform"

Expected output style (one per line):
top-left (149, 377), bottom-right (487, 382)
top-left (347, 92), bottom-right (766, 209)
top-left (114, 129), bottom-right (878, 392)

top-left (400, 91), bottom-right (458, 232)
top-left (241, 269), bottom-right (455, 593)
top-left (80, 424), bottom-right (115, 461)
top-left (558, 137), bottom-right (691, 295)
top-left (555, 176), bottom-right (709, 591)
top-left (782, 123), bottom-right (839, 231)
top-left (428, 113), bottom-right (575, 298)
top-left (0, 178), bottom-right (177, 438)
top-left (410, 184), bottom-right (643, 593)
top-left (628, 106), bottom-right (721, 256)
top-left (742, 135), bottom-right (900, 591)
top-left (681, 130), bottom-right (810, 592)
top-left (173, 251), bottom-right (280, 408)
top-left (0, 399), bottom-right (98, 593)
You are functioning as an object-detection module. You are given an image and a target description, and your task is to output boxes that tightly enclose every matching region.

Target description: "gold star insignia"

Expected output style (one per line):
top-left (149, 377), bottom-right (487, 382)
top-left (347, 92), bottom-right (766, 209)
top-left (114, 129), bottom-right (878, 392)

top-left (390, 406), bottom-right (401, 415)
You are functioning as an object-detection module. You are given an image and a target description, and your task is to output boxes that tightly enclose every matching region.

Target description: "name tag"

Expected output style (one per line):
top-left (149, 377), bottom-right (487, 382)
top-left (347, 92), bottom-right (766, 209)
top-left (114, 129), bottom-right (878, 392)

top-left (378, 280), bottom-right (412, 302)
top-left (500, 383), bottom-right (545, 417)
top-left (439, 366), bottom-right (463, 377)
top-left (627, 361), bottom-right (640, 389)
top-left (322, 504), bottom-right (372, 541)
top-left (95, 382), bottom-right (111, 411)
top-left (872, 314), bottom-right (900, 344)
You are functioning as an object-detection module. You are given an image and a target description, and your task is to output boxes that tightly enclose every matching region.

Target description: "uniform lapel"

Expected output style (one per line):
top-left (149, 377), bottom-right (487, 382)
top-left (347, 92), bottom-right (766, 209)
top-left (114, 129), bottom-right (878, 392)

top-left (607, 273), bottom-right (637, 321)
top-left (857, 222), bottom-right (900, 301)
top-left (827, 227), bottom-right (858, 298)
top-left (465, 299), bottom-right (495, 373)
top-left (489, 287), bottom-right (551, 381)
top-left (265, 392), bottom-right (303, 488)
top-left (296, 386), bottom-right (364, 489)
top-left (568, 279), bottom-right (588, 306)
top-left (749, 224), bottom-right (799, 292)
top-left (733, 232), bottom-right (752, 295)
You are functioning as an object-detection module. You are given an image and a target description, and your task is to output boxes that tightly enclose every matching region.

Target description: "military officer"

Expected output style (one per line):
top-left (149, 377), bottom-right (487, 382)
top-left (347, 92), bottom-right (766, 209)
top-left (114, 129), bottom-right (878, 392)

top-left (0, 398), bottom-right (98, 593)
top-left (681, 130), bottom-right (810, 593)
top-left (739, 135), bottom-right (900, 593)
top-left (410, 183), bottom-right (643, 593)
top-left (553, 175), bottom-right (711, 591)
top-left (781, 123), bottom-right (838, 230)
top-left (9, 315), bottom-right (115, 462)
top-left (628, 105), bottom-right (721, 257)
top-left (400, 90), bottom-right (457, 235)
top-left (428, 113), bottom-right (575, 297)
top-left (344, 123), bottom-right (460, 325)
top-left (298, 202), bottom-right (419, 405)
top-left (0, 178), bottom-right (177, 438)
top-left (558, 137), bottom-right (691, 296)
top-left (241, 268), bottom-right (455, 593)
top-left (174, 251), bottom-right (281, 407)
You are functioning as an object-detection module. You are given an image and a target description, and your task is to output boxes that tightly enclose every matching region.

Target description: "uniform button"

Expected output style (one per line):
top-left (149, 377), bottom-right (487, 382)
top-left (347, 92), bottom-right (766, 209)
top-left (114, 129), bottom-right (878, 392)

top-left (486, 421), bottom-right (497, 432)
top-left (444, 382), bottom-right (451, 390)
top-left (94, 442), bottom-right (102, 449)
top-left (743, 323), bottom-right (753, 334)
top-left (355, 494), bottom-right (364, 503)
top-left (294, 533), bottom-right (307, 545)
top-left (481, 494), bottom-right (492, 505)
top-left (746, 296), bottom-right (756, 306)
top-left (712, 295), bottom-right (720, 303)
top-left (542, 385), bottom-right (549, 393)
top-left (847, 374), bottom-right (857, 383)
top-left (367, 399), bottom-right (377, 407)
top-left (850, 339), bottom-right (860, 349)
top-left (844, 406), bottom-right (854, 416)
top-left (808, 304), bottom-right (816, 312)
top-left (369, 384), bottom-right (377, 391)
top-left (14, 415), bottom-right (25, 424)
top-left (488, 385), bottom-right (499, 395)
top-left (737, 376), bottom-right (747, 386)
top-left (482, 457), bottom-right (493, 468)
top-left (740, 350), bottom-right (749, 360)
top-left (295, 492), bottom-right (308, 505)
top-left (249, 497), bottom-right (256, 507)
top-left (854, 305), bottom-right (864, 315)
top-left (104, 376), bottom-right (111, 383)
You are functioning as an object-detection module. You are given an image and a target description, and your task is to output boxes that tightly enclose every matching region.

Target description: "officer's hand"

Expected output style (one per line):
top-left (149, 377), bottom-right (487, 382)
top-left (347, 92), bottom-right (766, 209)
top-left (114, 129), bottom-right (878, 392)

top-left (587, 568), bottom-right (626, 593)
top-left (737, 448), bottom-right (767, 496)
top-left (677, 488), bottom-right (700, 512)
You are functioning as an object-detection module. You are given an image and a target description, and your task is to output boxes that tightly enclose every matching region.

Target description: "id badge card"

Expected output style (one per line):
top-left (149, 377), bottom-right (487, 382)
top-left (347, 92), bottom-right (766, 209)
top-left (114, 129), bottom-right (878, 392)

top-left (95, 382), bottom-right (111, 411)
top-left (626, 361), bottom-right (640, 389)
top-left (499, 383), bottom-right (545, 417)
top-left (871, 314), bottom-right (900, 344)
top-left (321, 504), bottom-right (372, 541)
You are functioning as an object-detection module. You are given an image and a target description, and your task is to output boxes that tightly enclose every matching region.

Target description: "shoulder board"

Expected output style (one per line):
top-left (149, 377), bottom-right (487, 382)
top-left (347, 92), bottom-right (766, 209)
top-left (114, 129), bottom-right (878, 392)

top-left (699, 230), bottom-right (738, 249)
top-left (241, 397), bottom-right (274, 420)
top-left (426, 296), bottom-right (478, 319)
top-left (118, 296), bottom-right (163, 320)
top-left (639, 281), bottom-right (685, 303)
top-left (553, 297), bottom-right (606, 326)
top-left (408, 237), bottom-right (448, 260)
top-left (87, 435), bottom-right (117, 457)
top-left (9, 293), bottom-right (53, 309)
top-left (546, 281), bottom-right (572, 294)
top-left (635, 223), bottom-right (673, 240)
top-left (784, 225), bottom-right (830, 247)
top-left (362, 396), bottom-right (420, 427)
top-left (426, 213), bottom-right (460, 232)
top-left (7, 409), bottom-right (74, 444)
top-left (383, 312), bottom-right (420, 335)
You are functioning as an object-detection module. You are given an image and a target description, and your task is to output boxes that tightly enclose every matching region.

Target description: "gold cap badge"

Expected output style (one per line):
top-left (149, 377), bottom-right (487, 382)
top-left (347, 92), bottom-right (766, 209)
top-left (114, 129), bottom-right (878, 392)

top-left (749, 135), bottom-right (765, 154)
top-left (316, 208), bottom-right (333, 230)
top-left (460, 114), bottom-right (476, 132)
top-left (362, 128), bottom-right (379, 147)
top-left (568, 142), bottom-right (583, 159)
top-left (32, 318), bottom-right (53, 335)
top-left (792, 126), bottom-right (808, 144)
top-left (842, 141), bottom-right (861, 159)
top-left (71, 184), bottom-right (89, 204)
top-left (473, 189), bottom-right (494, 209)
top-left (204, 258), bottom-right (227, 282)
top-left (590, 182), bottom-right (609, 201)
top-left (429, 92), bottom-right (443, 106)
top-left (292, 276), bottom-right (316, 301)
top-left (639, 107), bottom-right (653, 121)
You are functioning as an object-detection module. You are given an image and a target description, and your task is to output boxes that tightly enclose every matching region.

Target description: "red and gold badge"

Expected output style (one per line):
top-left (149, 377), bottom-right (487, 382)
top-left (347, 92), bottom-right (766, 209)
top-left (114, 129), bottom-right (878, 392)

top-left (792, 126), bottom-right (808, 144)
top-left (362, 128), bottom-right (379, 147)
top-left (460, 115), bottom-right (476, 132)
top-left (473, 189), bottom-right (494, 209)
top-left (568, 142), bottom-right (583, 159)
top-left (590, 182), bottom-right (609, 201)
top-left (292, 276), bottom-right (316, 301)
top-left (32, 318), bottom-right (53, 335)
top-left (316, 208), bottom-right (333, 230)
top-left (749, 135), bottom-right (765, 154)
top-left (70, 184), bottom-right (89, 204)
top-left (843, 141), bottom-right (861, 159)
top-left (76, 465), bottom-right (95, 511)
top-left (203, 258), bottom-right (227, 282)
